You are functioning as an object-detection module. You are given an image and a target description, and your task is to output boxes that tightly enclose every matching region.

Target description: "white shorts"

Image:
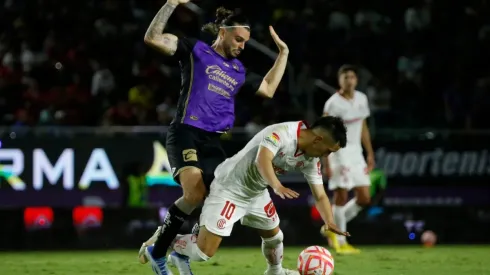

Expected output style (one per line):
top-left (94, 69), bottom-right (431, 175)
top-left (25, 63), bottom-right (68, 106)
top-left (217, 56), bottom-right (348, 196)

top-left (199, 187), bottom-right (280, 237)
top-left (328, 163), bottom-right (370, 191)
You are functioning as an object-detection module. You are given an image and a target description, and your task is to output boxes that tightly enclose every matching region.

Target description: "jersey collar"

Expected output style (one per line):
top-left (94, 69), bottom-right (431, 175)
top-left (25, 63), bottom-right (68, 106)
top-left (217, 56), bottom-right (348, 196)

top-left (294, 120), bottom-right (309, 157)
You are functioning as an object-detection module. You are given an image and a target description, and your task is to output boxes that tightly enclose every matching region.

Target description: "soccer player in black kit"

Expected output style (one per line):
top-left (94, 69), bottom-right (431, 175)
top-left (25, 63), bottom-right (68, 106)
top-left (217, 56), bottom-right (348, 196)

top-left (138, 0), bottom-right (289, 274)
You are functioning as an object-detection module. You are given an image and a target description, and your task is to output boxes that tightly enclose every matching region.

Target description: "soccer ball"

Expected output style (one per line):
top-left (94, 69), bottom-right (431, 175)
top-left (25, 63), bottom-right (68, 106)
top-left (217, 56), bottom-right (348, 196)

top-left (421, 230), bottom-right (437, 247)
top-left (297, 246), bottom-right (334, 275)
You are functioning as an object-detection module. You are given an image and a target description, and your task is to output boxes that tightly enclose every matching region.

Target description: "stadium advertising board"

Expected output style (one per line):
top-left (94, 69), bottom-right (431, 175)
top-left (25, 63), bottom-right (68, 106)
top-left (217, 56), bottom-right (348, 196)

top-left (0, 135), bottom-right (489, 207)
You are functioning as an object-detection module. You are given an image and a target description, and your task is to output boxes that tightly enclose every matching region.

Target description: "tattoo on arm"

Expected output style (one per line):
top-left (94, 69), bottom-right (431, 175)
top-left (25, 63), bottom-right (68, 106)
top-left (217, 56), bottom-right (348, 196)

top-left (144, 3), bottom-right (178, 55)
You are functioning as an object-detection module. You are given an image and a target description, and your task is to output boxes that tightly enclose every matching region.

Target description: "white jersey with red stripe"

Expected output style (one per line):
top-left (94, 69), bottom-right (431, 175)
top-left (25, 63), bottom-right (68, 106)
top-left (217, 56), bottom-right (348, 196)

top-left (323, 91), bottom-right (370, 166)
top-left (213, 121), bottom-right (323, 199)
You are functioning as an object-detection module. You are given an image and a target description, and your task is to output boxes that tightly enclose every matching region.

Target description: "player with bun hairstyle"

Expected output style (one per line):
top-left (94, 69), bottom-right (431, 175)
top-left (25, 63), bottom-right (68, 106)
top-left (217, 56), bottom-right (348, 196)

top-left (140, 0), bottom-right (289, 274)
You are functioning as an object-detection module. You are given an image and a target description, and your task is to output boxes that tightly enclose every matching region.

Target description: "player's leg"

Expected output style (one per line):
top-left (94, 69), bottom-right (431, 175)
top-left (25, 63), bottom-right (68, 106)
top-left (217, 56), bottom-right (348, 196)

top-left (242, 192), bottom-right (298, 275)
top-left (331, 188), bottom-right (349, 249)
top-left (327, 165), bottom-right (350, 251)
top-left (189, 136), bottom-right (227, 236)
top-left (337, 165), bottom-right (371, 254)
top-left (345, 186), bottom-right (370, 222)
top-left (344, 165), bottom-right (371, 222)
top-left (168, 190), bottom-right (245, 274)
top-left (140, 125), bottom-right (206, 275)
top-left (170, 226), bottom-right (222, 262)
top-left (257, 227), bottom-right (299, 275)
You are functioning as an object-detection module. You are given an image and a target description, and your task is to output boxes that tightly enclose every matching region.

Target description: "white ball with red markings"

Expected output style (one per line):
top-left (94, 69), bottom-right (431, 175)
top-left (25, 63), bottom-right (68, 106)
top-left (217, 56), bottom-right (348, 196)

top-left (421, 230), bottom-right (437, 247)
top-left (297, 246), bottom-right (334, 275)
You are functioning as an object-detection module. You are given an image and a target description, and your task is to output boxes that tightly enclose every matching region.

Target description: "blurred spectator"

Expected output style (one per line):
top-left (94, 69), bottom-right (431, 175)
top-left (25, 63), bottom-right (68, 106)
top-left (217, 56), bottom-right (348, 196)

top-left (367, 78), bottom-right (392, 114)
top-left (245, 115), bottom-right (265, 139)
top-left (103, 101), bottom-right (138, 126)
top-left (328, 7), bottom-right (351, 32)
top-left (397, 49), bottom-right (424, 83)
top-left (470, 76), bottom-right (490, 128)
top-left (0, 0), bottom-right (487, 131)
top-left (295, 63), bottom-right (315, 107)
top-left (354, 7), bottom-right (390, 34)
top-left (156, 96), bottom-right (176, 125)
top-left (128, 80), bottom-right (154, 109)
top-left (404, 0), bottom-right (431, 33)
top-left (91, 62), bottom-right (116, 97)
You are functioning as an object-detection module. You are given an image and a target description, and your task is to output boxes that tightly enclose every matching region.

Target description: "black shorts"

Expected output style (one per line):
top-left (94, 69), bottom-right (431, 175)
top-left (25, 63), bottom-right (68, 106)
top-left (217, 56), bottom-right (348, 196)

top-left (166, 123), bottom-right (226, 188)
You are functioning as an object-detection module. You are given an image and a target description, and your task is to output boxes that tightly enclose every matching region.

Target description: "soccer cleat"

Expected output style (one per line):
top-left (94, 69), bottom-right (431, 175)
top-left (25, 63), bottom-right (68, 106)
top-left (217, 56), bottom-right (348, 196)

top-left (139, 226), bottom-right (162, 264)
top-left (168, 251), bottom-right (194, 275)
top-left (321, 226), bottom-right (340, 251)
top-left (144, 245), bottom-right (174, 275)
top-left (264, 268), bottom-right (300, 275)
top-left (336, 243), bottom-right (361, 255)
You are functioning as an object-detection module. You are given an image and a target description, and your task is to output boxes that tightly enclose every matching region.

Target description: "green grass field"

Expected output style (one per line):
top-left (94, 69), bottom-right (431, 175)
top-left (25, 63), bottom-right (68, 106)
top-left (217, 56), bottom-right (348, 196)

top-left (1, 246), bottom-right (489, 275)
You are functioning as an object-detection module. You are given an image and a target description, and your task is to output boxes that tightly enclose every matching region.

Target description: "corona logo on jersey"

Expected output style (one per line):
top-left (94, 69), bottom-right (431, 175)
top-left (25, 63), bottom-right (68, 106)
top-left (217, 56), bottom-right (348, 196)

top-left (297, 246), bottom-right (334, 275)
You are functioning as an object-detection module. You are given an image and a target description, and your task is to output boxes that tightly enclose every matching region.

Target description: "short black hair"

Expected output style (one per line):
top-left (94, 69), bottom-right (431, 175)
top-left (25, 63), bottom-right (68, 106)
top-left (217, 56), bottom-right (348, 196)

top-left (202, 7), bottom-right (250, 36)
top-left (311, 116), bottom-right (347, 148)
top-left (337, 64), bottom-right (357, 78)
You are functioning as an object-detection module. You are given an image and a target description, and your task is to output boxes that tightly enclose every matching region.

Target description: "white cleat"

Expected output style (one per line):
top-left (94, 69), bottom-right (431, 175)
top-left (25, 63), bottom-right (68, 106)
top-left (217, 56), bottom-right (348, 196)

top-left (168, 251), bottom-right (194, 275)
top-left (264, 268), bottom-right (300, 275)
top-left (138, 226), bottom-right (162, 264)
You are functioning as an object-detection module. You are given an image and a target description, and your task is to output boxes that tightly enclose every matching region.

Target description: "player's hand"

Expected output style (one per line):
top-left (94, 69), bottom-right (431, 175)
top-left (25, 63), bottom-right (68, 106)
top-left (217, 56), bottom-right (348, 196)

top-left (366, 154), bottom-right (375, 172)
top-left (273, 185), bottom-right (299, 199)
top-left (321, 224), bottom-right (350, 237)
top-left (269, 26), bottom-right (289, 54)
top-left (167, 0), bottom-right (190, 5)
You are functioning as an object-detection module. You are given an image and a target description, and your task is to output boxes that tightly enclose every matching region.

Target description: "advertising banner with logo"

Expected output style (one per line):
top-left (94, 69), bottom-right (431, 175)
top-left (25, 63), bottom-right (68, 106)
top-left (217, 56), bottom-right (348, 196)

top-left (0, 133), bottom-right (489, 207)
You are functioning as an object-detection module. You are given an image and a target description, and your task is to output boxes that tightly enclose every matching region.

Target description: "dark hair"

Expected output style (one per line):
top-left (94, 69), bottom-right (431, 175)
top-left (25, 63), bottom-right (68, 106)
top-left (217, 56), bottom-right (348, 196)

top-left (202, 7), bottom-right (250, 36)
top-left (337, 64), bottom-right (357, 77)
top-left (311, 116), bottom-right (347, 148)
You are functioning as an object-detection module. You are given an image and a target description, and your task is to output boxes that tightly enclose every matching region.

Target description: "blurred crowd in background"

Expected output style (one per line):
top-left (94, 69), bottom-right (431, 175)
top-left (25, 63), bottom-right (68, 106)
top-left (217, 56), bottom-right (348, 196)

top-left (1, 0), bottom-right (490, 131)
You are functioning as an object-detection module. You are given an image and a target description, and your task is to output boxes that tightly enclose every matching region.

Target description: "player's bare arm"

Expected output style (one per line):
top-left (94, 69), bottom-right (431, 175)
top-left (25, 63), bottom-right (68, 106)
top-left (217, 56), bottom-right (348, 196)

top-left (255, 26), bottom-right (289, 98)
top-left (256, 146), bottom-right (299, 199)
top-left (144, 0), bottom-right (189, 56)
top-left (309, 183), bottom-right (349, 237)
top-left (361, 119), bottom-right (375, 171)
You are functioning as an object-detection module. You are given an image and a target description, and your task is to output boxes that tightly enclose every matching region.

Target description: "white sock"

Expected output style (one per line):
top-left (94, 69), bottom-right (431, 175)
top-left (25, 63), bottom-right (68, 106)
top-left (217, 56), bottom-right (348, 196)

top-left (344, 198), bottom-right (363, 222)
top-left (332, 205), bottom-right (347, 244)
top-left (172, 234), bottom-right (210, 262)
top-left (261, 230), bottom-right (284, 273)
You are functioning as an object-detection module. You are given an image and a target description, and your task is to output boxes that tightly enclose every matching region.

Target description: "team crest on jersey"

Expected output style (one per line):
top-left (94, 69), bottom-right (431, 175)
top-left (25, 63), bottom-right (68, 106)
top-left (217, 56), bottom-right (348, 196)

top-left (265, 132), bottom-right (281, 147)
top-left (295, 161), bottom-right (304, 168)
top-left (264, 201), bottom-right (277, 218)
top-left (232, 63), bottom-right (240, 71)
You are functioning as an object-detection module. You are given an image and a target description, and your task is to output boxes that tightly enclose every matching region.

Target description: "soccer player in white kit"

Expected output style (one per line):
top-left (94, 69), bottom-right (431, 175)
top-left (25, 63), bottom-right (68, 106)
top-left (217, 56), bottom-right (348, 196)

top-left (142, 117), bottom-right (349, 275)
top-left (322, 65), bottom-right (375, 255)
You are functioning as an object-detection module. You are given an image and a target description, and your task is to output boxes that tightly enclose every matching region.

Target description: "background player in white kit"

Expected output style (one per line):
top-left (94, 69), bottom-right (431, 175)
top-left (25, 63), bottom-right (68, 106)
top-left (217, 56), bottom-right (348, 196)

top-left (322, 65), bottom-right (375, 255)
top-left (143, 117), bottom-right (349, 275)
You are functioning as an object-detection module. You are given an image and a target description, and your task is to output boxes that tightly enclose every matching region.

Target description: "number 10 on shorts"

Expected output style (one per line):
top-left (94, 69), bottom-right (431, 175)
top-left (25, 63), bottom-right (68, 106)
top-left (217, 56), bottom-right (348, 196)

top-left (220, 201), bottom-right (236, 220)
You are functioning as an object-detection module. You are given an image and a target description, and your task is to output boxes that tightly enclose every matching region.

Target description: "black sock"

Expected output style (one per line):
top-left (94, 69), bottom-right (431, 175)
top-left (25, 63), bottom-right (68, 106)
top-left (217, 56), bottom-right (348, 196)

top-left (151, 203), bottom-right (189, 258)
